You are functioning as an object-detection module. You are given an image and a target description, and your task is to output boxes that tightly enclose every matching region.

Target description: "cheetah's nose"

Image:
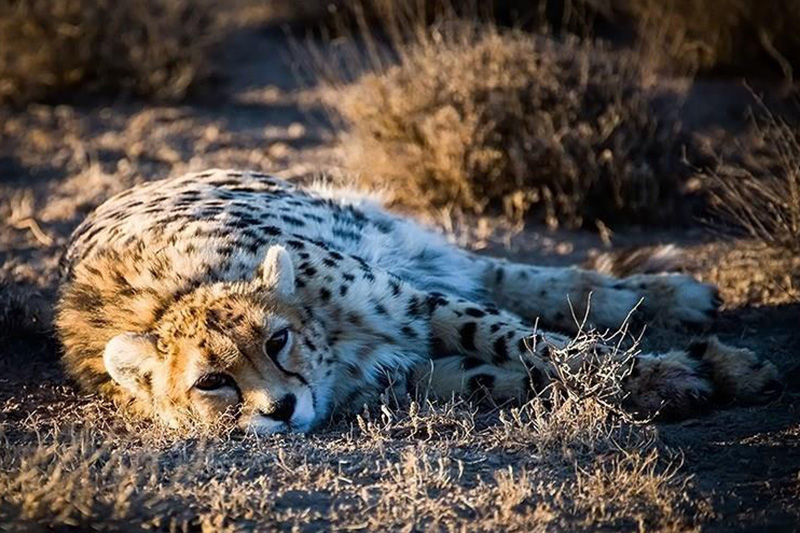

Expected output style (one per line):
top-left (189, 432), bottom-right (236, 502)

top-left (261, 394), bottom-right (296, 423)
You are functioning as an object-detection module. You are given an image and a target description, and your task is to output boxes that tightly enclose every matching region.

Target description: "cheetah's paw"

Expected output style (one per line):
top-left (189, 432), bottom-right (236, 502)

top-left (622, 350), bottom-right (715, 420)
top-left (626, 273), bottom-right (721, 330)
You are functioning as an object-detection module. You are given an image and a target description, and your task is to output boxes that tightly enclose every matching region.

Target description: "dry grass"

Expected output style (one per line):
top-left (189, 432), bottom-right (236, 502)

top-left (316, 18), bottom-right (688, 229)
top-left (708, 106), bottom-right (800, 254)
top-left (0, 0), bottom-right (219, 106)
top-left (571, 449), bottom-right (699, 531)
top-left (0, 329), bottom-right (708, 530)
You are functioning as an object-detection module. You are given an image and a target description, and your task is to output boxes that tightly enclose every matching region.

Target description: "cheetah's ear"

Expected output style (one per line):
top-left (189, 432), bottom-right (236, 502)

top-left (104, 333), bottom-right (159, 398)
top-left (258, 245), bottom-right (295, 297)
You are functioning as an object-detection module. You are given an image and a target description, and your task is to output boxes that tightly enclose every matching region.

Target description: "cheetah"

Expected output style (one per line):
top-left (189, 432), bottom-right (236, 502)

top-left (56, 169), bottom-right (780, 433)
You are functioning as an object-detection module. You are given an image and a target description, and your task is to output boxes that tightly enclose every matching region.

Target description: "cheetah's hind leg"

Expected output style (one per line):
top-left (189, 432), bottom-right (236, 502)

top-left (478, 256), bottom-right (721, 334)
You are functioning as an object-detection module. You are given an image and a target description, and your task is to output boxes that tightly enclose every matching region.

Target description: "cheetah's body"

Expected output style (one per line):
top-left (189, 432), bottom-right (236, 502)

top-left (63, 170), bottom-right (482, 300)
top-left (57, 169), bottom-right (780, 433)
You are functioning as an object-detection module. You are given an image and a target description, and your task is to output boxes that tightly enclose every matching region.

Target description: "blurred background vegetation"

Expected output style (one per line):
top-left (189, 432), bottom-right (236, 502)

top-left (0, 0), bottom-right (798, 246)
top-left (4, 0), bottom-right (800, 105)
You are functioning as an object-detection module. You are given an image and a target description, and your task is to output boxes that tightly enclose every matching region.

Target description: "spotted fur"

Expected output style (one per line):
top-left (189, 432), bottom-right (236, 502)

top-left (56, 170), bottom-right (780, 433)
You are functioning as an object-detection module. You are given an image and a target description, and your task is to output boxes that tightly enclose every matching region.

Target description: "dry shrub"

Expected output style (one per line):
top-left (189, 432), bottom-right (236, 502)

top-left (323, 23), bottom-right (688, 228)
top-left (486, 328), bottom-right (707, 530)
top-left (0, 0), bottom-right (218, 106)
top-left (709, 108), bottom-right (800, 253)
top-left (487, 325), bottom-right (647, 455)
top-left (622, 0), bottom-right (800, 79)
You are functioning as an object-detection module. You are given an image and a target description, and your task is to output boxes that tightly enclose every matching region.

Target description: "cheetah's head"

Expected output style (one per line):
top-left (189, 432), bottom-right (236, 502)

top-left (102, 246), bottom-right (334, 434)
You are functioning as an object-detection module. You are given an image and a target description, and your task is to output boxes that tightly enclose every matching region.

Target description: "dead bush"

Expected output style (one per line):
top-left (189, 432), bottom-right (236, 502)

top-left (0, 0), bottom-right (218, 106)
top-left (322, 24), bottom-right (688, 228)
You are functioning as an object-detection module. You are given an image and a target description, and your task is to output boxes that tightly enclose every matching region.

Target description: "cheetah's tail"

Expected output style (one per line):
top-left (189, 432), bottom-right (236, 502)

top-left (584, 244), bottom-right (688, 278)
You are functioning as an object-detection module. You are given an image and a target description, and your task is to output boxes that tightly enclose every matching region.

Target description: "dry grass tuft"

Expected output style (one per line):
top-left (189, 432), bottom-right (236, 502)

top-left (491, 327), bottom-right (639, 451)
top-left (0, 0), bottom-right (219, 106)
top-left (0, 431), bottom-right (162, 528)
top-left (572, 449), bottom-right (701, 531)
top-left (319, 20), bottom-right (688, 229)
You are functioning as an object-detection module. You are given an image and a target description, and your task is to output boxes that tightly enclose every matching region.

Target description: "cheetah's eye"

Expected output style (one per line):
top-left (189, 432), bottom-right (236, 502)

top-left (264, 328), bottom-right (290, 360)
top-left (194, 373), bottom-right (233, 392)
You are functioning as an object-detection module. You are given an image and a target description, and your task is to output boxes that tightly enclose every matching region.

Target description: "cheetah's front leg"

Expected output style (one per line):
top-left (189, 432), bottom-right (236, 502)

top-left (424, 292), bottom-right (574, 396)
top-left (410, 354), bottom-right (532, 404)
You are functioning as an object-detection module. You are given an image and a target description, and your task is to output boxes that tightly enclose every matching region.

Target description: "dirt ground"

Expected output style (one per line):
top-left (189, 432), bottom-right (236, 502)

top-left (1, 26), bottom-right (799, 531)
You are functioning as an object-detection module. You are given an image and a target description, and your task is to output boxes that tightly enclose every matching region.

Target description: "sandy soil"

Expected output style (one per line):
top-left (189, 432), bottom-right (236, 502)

top-left (1, 26), bottom-right (799, 531)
